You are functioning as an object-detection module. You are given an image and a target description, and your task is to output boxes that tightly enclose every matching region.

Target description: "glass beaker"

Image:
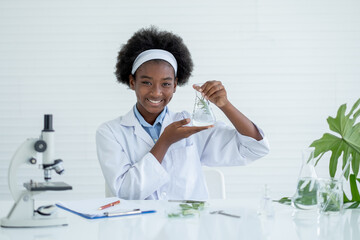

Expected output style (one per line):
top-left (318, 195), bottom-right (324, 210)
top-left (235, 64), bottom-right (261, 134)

top-left (192, 83), bottom-right (216, 126)
top-left (292, 147), bottom-right (319, 210)
top-left (318, 178), bottom-right (343, 214)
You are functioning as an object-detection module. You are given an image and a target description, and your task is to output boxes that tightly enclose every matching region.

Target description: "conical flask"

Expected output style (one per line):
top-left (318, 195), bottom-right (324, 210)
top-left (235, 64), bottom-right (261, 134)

top-left (292, 147), bottom-right (318, 210)
top-left (192, 84), bottom-right (216, 126)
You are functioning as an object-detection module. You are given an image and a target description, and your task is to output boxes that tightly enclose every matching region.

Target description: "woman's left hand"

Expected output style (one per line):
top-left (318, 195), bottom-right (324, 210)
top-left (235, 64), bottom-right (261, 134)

top-left (193, 81), bottom-right (229, 108)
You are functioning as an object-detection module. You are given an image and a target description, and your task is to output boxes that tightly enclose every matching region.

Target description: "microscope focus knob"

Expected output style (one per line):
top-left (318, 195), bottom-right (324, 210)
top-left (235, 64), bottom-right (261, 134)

top-left (34, 140), bottom-right (47, 152)
top-left (29, 158), bottom-right (37, 164)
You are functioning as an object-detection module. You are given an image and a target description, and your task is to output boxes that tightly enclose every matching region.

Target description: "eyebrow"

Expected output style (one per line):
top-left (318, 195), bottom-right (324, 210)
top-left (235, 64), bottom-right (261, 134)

top-left (139, 75), bottom-right (173, 81)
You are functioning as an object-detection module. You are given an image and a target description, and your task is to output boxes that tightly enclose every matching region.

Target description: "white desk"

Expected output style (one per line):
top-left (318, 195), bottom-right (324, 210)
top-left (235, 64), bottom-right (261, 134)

top-left (0, 199), bottom-right (359, 240)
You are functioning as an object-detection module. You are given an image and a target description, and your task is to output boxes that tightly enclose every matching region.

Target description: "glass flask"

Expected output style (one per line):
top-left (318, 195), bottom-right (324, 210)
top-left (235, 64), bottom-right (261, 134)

top-left (318, 178), bottom-right (343, 214)
top-left (192, 84), bottom-right (216, 126)
top-left (292, 147), bottom-right (319, 210)
top-left (257, 184), bottom-right (274, 217)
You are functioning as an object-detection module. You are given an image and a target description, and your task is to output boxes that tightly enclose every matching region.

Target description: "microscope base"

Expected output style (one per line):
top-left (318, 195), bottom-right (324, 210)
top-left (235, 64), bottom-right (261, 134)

top-left (1, 217), bottom-right (68, 228)
top-left (0, 191), bottom-right (68, 228)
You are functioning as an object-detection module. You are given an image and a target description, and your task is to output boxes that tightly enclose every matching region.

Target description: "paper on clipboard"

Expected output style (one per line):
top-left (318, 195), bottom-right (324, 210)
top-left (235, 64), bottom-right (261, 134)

top-left (55, 197), bottom-right (146, 219)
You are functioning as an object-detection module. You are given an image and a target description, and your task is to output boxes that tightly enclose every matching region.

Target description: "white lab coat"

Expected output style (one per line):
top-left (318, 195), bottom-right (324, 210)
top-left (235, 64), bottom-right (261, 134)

top-left (96, 109), bottom-right (269, 200)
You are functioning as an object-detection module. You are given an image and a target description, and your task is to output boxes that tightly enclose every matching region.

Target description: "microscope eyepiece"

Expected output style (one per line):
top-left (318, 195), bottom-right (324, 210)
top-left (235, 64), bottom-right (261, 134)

top-left (43, 114), bottom-right (54, 132)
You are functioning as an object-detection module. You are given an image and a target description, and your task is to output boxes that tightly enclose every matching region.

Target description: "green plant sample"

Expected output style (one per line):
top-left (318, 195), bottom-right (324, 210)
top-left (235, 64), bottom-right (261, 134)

top-left (310, 98), bottom-right (360, 205)
top-left (167, 202), bottom-right (205, 218)
top-left (196, 96), bottom-right (211, 114)
top-left (319, 182), bottom-right (342, 212)
top-left (273, 197), bottom-right (291, 205)
top-left (292, 179), bottom-right (318, 208)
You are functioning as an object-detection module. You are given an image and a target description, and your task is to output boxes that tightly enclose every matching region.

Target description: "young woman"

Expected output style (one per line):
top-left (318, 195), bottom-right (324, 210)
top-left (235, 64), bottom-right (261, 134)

top-left (96, 26), bottom-right (270, 200)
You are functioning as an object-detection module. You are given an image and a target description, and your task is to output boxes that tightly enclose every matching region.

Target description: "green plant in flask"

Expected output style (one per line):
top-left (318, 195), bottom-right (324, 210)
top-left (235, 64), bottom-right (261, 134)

top-left (292, 147), bottom-right (319, 210)
top-left (192, 83), bottom-right (216, 126)
top-left (318, 179), bottom-right (343, 213)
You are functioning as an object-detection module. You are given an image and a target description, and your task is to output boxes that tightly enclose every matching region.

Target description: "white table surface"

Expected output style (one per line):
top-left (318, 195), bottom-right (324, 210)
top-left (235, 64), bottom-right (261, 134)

top-left (0, 198), bottom-right (359, 240)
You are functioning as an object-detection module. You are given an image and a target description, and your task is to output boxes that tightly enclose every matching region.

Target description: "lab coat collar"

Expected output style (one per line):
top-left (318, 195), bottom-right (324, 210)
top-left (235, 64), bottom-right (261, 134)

top-left (119, 109), bottom-right (139, 126)
top-left (119, 108), bottom-right (176, 147)
top-left (120, 108), bottom-right (175, 128)
top-left (119, 109), bottom-right (154, 146)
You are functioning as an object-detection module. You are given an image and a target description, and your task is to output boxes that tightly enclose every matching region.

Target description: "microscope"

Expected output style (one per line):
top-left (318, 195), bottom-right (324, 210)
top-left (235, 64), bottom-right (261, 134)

top-left (1, 114), bottom-right (72, 228)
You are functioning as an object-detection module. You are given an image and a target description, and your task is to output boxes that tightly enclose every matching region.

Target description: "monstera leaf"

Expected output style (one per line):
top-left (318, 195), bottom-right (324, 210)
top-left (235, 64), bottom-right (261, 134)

top-left (310, 98), bottom-right (360, 202)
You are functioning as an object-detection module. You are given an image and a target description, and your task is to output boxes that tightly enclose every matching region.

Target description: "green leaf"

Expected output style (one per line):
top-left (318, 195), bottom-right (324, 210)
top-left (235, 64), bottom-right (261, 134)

top-left (168, 202), bottom-right (206, 218)
top-left (345, 123), bottom-right (360, 154)
top-left (354, 108), bottom-right (360, 120)
top-left (344, 191), bottom-right (351, 203)
top-left (346, 201), bottom-right (360, 209)
top-left (196, 96), bottom-right (211, 114)
top-left (273, 197), bottom-right (292, 205)
top-left (352, 151), bottom-right (360, 177)
top-left (182, 209), bottom-right (197, 216)
top-left (310, 98), bottom-right (360, 179)
top-left (179, 204), bottom-right (192, 210)
top-left (310, 133), bottom-right (342, 158)
top-left (329, 141), bottom-right (345, 177)
top-left (347, 98), bottom-right (360, 117)
top-left (310, 134), bottom-right (344, 177)
top-left (342, 148), bottom-right (351, 180)
top-left (168, 213), bottom-right (182, 218)
top-left (327, 104), bottom-right (346, 135)
top-left (191, 202), bottom-right (205, 210)
top-left (349, 174), bottom-right (360, 202)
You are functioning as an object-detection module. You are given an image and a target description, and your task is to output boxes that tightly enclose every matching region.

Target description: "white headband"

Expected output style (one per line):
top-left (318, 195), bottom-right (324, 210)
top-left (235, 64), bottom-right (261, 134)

top-left (131, 49), bottom-right (178, 76)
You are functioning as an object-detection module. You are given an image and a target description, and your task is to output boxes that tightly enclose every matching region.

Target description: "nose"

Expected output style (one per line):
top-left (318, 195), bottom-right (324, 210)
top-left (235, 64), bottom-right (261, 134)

top-left (151, 84), bottom-right (162, 96)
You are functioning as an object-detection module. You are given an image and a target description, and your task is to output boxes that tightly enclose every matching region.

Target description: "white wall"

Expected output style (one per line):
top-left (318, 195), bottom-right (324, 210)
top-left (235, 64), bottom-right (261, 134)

top-left (0, 0), bottom-right (359, 201)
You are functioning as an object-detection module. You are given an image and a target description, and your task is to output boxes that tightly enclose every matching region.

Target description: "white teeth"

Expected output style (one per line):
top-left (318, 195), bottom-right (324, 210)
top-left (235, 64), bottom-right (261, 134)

top-left (148, 99), bottom-right (162, 104)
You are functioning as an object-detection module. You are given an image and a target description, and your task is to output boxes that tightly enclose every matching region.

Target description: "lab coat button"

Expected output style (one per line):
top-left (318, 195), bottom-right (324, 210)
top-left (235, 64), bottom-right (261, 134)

top-left (161, 192), bottom-right (167, 198)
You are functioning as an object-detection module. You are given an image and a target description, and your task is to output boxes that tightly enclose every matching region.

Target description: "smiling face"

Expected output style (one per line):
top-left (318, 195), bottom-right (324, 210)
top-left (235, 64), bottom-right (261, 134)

top-left (129, 60), bottom-right (177, 125)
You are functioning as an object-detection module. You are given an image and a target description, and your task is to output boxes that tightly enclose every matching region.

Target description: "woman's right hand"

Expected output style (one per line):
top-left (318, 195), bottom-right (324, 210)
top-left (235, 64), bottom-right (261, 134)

top-left (150, 118), bottom-right (213, 163)
top-left (161, 118), bottom-right (213, 145)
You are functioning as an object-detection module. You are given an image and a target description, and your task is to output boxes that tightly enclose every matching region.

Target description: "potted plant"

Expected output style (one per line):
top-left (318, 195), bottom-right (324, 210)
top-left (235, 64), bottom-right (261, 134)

top-left (310, 98), bottom-right (360, 208)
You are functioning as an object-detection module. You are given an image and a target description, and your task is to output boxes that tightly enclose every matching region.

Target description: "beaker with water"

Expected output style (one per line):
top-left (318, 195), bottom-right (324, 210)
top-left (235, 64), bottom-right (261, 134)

top-left (292, 147), bottom-right (318, 210)
top-left (192, 84), bottom-right (216, 126)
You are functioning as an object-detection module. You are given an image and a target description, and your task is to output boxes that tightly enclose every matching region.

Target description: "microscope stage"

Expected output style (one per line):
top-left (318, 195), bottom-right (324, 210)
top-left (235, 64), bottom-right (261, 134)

top-left (24, 181), bottom-right (72, 191)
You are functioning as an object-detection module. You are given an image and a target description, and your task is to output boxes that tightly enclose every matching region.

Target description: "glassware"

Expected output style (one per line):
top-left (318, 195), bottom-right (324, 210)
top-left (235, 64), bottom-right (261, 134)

top-left (257, 184), bottom-right (274, 217)
top-left (317, 155), bottom-right (350, 214)
top-left (318, 178), bottom-right (343, 214)
top-left (192, 83), bottom-right (216, 126)
top-left (292, 147), bottom-right (318, 210)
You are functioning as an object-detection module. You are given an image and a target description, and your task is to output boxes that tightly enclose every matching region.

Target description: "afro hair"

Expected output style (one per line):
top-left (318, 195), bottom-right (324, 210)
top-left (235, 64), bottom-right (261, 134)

top-left (115, 26), bottom-right (194, 87)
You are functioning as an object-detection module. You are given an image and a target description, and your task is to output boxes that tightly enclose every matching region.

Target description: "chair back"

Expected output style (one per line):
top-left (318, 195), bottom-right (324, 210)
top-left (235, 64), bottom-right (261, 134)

top-left (202, 167), bottom-right (226, 199)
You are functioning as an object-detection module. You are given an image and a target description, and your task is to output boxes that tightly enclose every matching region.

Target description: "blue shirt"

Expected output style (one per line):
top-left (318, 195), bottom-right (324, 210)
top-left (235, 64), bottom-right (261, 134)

top-left (133, 105), bottom-right (167, 143)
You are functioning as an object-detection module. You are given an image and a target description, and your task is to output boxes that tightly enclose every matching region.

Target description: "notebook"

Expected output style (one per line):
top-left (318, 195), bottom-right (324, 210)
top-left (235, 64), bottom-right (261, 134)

top-left (56, 197), bottom-right (156, 219)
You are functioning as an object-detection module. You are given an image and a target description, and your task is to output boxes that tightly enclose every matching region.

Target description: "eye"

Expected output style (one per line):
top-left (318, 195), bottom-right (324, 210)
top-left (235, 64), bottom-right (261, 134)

top-left (162, 82), bottom-right (172, 87)
top-left (141, 81), bottom-right (151, 85)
